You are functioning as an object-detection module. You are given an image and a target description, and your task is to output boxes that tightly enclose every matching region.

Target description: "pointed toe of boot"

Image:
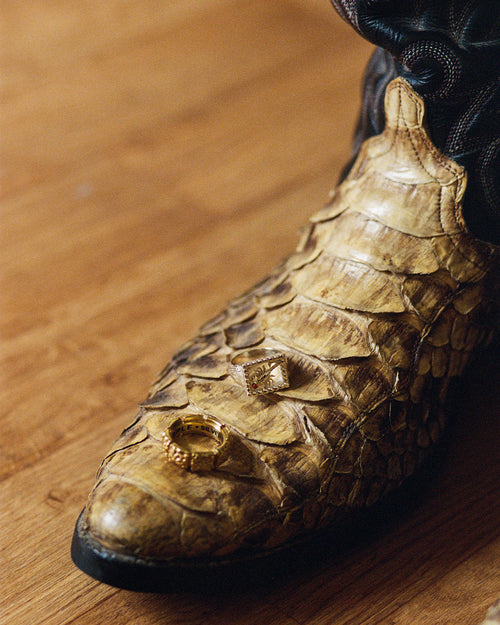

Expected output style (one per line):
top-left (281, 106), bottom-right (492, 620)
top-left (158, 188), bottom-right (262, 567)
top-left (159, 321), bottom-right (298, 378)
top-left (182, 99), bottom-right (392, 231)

top-left (83, 480), bottom-right (185, 559)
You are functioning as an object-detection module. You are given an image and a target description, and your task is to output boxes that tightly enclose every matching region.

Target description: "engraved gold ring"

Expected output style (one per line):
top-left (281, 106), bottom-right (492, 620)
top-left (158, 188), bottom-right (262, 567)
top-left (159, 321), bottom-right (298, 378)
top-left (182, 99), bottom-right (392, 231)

top-left (162, 415), bottom-right (230, 472)
top-left (229, 348), bottom-right (289, 395)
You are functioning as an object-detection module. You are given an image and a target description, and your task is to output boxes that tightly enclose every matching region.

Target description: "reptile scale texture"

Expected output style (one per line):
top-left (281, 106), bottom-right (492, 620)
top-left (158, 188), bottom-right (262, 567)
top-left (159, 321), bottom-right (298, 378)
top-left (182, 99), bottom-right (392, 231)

top-left (72, 78), bottom-right (500, 590)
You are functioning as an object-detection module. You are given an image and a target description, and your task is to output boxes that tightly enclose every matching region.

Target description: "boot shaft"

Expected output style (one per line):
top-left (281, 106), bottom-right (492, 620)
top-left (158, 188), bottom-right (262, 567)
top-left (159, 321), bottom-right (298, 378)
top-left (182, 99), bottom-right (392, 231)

top-left (332, 1), bottom-right (500, 244)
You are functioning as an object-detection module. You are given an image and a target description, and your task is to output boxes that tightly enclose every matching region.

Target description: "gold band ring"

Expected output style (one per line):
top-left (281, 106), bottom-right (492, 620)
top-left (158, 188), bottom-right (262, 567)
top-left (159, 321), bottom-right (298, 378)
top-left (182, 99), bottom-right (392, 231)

top-left (229, 348), bottom-right (289, 395)
top-left (162, 415), bottom-right (230, 472)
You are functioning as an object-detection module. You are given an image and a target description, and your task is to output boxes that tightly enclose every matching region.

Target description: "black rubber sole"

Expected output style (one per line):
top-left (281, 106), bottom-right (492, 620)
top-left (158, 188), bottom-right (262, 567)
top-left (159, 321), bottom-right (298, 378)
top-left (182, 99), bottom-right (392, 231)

top-left (71, 509), bottom-right (370, 593)
top-left (71, 510), bottom-right (310, 592)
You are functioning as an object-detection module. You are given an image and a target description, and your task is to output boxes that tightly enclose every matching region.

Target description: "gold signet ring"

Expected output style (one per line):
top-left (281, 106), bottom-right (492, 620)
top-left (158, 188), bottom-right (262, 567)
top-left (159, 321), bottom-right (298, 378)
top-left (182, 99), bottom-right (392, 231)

top-left (229, 348), bottom-right (289, 395)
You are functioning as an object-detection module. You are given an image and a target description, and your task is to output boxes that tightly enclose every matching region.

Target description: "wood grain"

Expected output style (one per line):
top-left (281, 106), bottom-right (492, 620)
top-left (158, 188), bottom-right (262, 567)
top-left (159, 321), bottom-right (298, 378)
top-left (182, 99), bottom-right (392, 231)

top-left (1, 2), bottom-right (498, 624)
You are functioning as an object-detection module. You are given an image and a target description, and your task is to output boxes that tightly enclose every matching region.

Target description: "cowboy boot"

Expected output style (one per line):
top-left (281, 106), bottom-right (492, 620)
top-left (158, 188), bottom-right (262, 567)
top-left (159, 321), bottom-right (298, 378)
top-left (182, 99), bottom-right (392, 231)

top-left (72, 1), bottom-right (500, 590)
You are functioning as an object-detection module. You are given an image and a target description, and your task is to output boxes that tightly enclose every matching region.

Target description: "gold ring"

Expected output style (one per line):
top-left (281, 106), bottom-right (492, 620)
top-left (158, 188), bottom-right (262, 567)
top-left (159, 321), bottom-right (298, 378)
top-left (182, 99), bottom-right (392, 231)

top-left (162, 415), bottom-right (230, 472)
top-left (229, 348), bottom-right (289, 395)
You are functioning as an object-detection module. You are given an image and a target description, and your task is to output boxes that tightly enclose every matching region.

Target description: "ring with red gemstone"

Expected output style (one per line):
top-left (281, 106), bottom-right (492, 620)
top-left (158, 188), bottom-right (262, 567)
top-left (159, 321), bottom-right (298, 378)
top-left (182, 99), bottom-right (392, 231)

top-left (229, 349), bottom-right (289, 395)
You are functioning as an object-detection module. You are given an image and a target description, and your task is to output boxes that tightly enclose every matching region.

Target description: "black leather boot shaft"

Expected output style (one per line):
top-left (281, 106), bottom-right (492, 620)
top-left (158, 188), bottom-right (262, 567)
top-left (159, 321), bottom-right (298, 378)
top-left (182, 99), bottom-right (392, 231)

top-left (332, 0), bottom-right (500, 244)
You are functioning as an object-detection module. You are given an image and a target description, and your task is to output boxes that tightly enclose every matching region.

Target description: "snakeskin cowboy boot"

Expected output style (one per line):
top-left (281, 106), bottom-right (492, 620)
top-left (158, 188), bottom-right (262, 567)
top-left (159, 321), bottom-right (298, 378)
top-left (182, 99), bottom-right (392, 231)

top-left (72, 1), bottom-right (500, 590)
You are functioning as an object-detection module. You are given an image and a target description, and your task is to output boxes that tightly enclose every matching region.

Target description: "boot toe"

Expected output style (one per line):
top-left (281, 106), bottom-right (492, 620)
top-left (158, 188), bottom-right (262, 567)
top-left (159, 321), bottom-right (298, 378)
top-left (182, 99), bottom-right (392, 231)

top-left (84, 480), bottom-right (185, 559)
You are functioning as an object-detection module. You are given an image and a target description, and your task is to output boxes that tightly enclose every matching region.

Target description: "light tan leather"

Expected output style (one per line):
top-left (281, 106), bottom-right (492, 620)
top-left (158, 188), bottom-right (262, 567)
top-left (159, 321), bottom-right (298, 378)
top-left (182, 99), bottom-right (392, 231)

top-left (83, 78), bottom-right (500, 561)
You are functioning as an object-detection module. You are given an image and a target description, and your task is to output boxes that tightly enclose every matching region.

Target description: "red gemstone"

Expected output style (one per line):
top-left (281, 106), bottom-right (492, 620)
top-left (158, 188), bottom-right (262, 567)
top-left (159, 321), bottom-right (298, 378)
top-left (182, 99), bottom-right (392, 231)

top-left (252, 383), bottom-right (258, 389)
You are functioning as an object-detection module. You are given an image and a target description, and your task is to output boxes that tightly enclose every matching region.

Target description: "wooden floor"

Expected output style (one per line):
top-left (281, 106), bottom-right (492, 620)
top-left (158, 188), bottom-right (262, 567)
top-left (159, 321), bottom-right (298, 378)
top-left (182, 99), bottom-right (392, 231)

top-left (2, 2), bottom-right (499, 624)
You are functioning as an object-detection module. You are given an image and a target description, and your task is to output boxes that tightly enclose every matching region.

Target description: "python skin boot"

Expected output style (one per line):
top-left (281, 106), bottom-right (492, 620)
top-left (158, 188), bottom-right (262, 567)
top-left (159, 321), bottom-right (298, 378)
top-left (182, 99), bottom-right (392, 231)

top-left (72, 1), bottom-right (500, 591)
